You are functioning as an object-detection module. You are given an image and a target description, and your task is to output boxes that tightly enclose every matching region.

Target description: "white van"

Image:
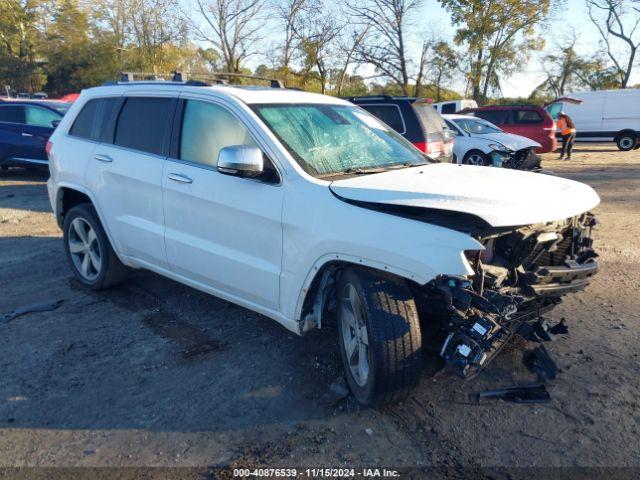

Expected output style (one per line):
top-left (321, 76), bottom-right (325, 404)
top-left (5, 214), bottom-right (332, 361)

top-left (545, 89), bottom-right (640, 151)
top-left (432, 99), bottom-right (478, 115)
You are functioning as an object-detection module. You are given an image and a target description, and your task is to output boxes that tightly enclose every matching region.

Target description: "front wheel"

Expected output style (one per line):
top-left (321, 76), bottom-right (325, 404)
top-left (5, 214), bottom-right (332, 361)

top-left (616, 133), bottom-right (638, 151)
top-left (337, 268), bottom-right (423, 406)
top-left (463, 150), bottom-right (491, 166)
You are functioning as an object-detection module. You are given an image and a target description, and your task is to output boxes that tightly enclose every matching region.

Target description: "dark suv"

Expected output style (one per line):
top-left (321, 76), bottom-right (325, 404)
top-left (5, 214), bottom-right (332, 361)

top-left (458, 105), bottom-right (557, 153)
top-left (0, 100), bottom-right (71, 169)
top-left (347, 96), bottom-right (454, 162)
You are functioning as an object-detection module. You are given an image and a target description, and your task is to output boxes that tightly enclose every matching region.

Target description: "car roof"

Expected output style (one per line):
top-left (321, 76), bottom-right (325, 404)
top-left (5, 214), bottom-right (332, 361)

top-left (81, 83), bottom-right (351, 106)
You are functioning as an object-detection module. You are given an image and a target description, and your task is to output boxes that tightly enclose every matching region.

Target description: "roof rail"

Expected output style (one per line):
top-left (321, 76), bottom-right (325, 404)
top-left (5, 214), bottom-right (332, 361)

top-left (105, 71), bottom-right (285, 89)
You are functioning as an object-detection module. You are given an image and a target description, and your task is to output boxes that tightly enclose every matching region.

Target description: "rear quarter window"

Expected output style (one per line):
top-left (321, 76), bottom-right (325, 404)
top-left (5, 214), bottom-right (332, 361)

top-left (70, 98), bottom-right (121, 142)
top-left (114, 97), bottom-right (176, 155)
top-left (412, 103), bottom-right (447, 134)
top-left (359, 105), bottom-right (405, 133)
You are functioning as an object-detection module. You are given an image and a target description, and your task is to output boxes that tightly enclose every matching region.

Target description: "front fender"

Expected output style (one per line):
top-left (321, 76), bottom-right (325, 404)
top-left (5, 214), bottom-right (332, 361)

top-left (279, 180), bottom-right (483, 322)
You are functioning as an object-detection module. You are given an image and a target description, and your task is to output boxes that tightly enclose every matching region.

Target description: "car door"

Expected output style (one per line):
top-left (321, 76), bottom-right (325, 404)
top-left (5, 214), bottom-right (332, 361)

top-left (0, 105), bottom-right (25, 164)
top-left (85, 95), bottom-right (176, 269)
top-left (162, 97), bottom-right (284, 310)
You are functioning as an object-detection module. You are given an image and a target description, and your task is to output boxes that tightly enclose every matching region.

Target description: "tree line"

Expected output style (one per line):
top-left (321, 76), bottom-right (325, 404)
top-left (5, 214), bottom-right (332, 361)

top-left (1, 0), bottom-right (638, 102)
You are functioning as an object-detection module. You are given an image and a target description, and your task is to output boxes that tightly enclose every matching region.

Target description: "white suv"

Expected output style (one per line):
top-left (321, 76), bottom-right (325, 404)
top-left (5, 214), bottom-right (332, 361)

top-left (47, 79), bottom-right (600, 405)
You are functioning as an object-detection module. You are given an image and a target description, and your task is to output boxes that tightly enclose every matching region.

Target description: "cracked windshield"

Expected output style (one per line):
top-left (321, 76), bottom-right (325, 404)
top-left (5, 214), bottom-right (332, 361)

top-left (253, 104), bottom-right (430, 178)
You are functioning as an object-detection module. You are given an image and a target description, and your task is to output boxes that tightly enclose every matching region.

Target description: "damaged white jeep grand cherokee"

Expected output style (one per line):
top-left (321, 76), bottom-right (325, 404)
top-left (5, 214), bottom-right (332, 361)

top-left (47, 79), bottom-right (600, 405)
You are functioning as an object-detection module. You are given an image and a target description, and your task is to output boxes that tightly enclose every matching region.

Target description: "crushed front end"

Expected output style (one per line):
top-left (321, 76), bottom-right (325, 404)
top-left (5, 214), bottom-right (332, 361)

top-left (418, 212), bottom-right (598, 378)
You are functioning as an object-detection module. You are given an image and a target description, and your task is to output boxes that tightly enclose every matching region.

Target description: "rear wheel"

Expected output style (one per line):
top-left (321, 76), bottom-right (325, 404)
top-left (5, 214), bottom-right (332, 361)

top-left (337, 268), bottom-right (423, 406)
top-left (463, 150), bottom-right (491, 166)
top-left (616, 132), bottom-right (638, 151)
top-left (63, 204), bottom-right (129, 290)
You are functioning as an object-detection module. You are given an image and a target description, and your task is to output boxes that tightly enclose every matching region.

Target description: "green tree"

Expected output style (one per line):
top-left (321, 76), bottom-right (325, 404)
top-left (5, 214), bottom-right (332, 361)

top-left (439, 0), bottom-right (550, 102)
top-left (43, 0), bottom-right (117, 96)
top-left (0, 0), bottom-right (45, 93)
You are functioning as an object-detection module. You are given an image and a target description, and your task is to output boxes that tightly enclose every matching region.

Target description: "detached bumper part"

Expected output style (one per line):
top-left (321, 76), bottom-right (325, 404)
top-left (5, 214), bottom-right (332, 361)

top-left (528, 261), bottom-right (598, 297)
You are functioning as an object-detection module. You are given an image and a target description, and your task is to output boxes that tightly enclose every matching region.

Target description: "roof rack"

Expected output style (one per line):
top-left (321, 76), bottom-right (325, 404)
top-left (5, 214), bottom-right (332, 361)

top-left (105, 71), bottom-right (285, 89)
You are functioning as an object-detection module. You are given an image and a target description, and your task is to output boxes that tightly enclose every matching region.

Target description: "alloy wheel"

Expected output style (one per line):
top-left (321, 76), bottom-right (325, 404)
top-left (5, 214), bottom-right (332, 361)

top-left (68, 218), bottom-right (102, 281)
top-left (340, 283), bottom-right (370, 387)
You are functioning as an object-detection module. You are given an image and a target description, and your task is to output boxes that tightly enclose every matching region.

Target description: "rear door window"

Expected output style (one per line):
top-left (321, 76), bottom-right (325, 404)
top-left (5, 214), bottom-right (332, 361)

top-left (70, 98), bottom-right (121, 142)
top-left (513, 110), bottom-right (542, 124)
top-left (359, 105), bottom-right (405, 134)
top-left (114, 97), bottom-right (176, 155)
top-left (0, 105), bottom-right (26, 124)
top-left (474, 109), bottom-right (511, 125)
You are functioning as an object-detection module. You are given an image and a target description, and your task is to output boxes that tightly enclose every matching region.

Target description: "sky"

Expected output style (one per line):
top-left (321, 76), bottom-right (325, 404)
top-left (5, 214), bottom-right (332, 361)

top-left (185, 0), bottom-right (639, 98)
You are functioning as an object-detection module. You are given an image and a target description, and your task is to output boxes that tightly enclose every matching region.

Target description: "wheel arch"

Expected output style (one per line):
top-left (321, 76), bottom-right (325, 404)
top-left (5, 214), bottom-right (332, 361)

top-left (295, 254), bottom-right (430, 333)
top-left (614, 129), bottom-right (638, 142)
top-left (54, 183), bottom-right (125, 264)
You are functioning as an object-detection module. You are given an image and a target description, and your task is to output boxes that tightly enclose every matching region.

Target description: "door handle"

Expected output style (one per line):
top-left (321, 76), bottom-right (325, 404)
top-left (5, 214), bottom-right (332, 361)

top-left (94, 154), bottom-right (113, 163)
top-left (168, 173), bottom-right (193, 184)
top-left (21, 132), bottom-right (34, 137)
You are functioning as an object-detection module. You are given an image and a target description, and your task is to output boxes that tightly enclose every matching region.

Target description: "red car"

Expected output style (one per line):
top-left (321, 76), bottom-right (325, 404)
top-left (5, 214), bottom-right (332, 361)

top-left (458, 105), bottom-right (557, 153)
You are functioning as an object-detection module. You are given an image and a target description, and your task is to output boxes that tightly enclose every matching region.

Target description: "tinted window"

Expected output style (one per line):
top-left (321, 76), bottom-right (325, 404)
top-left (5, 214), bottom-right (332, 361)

top-left (70, 98), bottom-right (121, 142)
top-left (115, 97), bottom-right (175, 155)
top-left (180, 100), bottom-right (257, 167)
top-left (25, 106), bottom-right (60, 127)
top-left (474, 109), bottom-right (511, 125)
top-left (441, 103), bottom-right (456, 114)
top-left (445, 119), bottom-right (463, 136)
top-left (514, 110), bottom-right (543, 124)
top-left (359, 105), bottom-right (405, 133)
top-left (0, 105), bottom-right (25, 124)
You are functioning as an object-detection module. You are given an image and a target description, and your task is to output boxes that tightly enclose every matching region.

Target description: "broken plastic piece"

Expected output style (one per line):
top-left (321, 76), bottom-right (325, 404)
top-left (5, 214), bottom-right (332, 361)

top-left (523, 344), bottom-right (557, 381)
top-left (479, 383), bottom-right (551, 404)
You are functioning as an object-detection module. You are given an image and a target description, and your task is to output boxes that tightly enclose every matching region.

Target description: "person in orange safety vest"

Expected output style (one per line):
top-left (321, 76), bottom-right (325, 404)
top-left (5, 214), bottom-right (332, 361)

top-left (557, 112), bottom-right (576, 160)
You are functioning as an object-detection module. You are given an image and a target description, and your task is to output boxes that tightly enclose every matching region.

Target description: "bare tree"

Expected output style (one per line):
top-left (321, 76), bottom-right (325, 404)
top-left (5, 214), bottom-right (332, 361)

top-left (129, 0), bottom-right (187, 72)
top-left (294, 0), bottom-right (342, 93)
top-left (274, 0), bottom-right (308, 75)
top-left (587, 0), bottom-right (640, 88)
top-left (334, 24), bottom-right (369, 96)
top-left (191, 0), bottom-right (265, 73)
top-left (346, 0), bottom-right (422, 96)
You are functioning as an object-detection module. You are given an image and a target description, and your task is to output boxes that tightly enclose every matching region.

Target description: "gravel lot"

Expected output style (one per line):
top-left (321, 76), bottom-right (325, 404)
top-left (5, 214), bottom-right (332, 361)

top-left (0, 144), bottom-right (639, 474)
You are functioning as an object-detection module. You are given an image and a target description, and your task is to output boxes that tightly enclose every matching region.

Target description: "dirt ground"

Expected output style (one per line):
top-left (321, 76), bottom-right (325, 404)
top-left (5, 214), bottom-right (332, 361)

top-left (0, 143), bottom-right (639, 475)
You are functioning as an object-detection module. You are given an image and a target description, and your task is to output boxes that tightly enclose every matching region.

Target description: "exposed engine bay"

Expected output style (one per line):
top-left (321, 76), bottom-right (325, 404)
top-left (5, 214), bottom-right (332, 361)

top-left (422, 212), bottom-right (598, 377)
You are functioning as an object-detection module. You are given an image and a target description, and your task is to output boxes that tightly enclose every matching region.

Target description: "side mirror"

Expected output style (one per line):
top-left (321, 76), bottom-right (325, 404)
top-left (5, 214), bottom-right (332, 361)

top-left (217, 145), bottom-right (264, 177)
top-left (51, 120), bottom-right (61, 128)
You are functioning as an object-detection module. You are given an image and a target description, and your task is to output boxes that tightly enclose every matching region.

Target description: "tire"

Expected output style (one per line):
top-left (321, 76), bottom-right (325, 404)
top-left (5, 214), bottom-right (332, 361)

top-left (337, 267), bottom-right (423, 406)
top-left (463, 150), bottom-right (491, 166)
top-left (63, 204), bottom-right (129, 290)
top-left (616, 133), bottom-right (638, 151)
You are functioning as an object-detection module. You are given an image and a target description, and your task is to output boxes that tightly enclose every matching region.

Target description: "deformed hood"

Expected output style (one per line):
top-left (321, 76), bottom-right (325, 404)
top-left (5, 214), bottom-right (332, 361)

top-left (478, 132), bottom-right (541, 151)
top-left (330, 163), bottom-right (600, 228)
